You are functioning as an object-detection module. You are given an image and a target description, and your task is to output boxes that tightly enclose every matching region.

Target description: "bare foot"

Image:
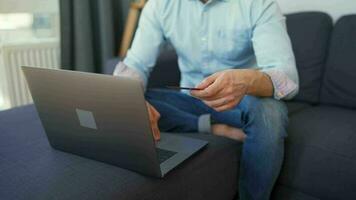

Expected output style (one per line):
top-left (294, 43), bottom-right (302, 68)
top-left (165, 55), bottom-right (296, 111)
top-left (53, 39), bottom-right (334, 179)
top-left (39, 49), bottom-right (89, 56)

top-left (212, 124), bottom-right (247, 142)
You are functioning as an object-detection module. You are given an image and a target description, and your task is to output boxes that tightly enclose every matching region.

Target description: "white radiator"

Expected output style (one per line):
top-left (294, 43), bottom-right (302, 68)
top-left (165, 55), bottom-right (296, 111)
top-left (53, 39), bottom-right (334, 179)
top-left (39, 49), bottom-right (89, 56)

top-left (0, 39), bottom-right (60, 109)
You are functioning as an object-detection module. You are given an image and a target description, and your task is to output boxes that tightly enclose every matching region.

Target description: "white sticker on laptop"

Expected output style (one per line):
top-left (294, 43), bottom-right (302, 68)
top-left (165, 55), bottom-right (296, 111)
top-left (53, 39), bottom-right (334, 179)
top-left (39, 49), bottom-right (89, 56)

top-left (76, 109), bottom-right (98, 130)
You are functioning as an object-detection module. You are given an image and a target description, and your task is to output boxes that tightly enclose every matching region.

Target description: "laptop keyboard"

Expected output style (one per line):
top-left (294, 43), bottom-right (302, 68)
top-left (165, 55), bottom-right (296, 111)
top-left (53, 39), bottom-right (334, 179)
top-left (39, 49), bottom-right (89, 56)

top-left (156, 148), bottom-right (177, 164)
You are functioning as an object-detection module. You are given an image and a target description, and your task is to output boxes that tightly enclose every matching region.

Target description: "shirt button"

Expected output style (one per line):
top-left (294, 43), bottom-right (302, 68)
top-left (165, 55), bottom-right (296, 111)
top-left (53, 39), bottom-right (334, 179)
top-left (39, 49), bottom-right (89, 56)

top-left (202, 37), bottom-right (207, 41)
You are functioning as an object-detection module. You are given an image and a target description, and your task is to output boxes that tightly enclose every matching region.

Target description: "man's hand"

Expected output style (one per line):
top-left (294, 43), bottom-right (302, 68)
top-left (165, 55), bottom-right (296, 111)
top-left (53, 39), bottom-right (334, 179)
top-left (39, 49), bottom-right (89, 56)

top-left (191, 69), bottom-right (273, 112)
top-left (146, 102), bottom-right (161, 141)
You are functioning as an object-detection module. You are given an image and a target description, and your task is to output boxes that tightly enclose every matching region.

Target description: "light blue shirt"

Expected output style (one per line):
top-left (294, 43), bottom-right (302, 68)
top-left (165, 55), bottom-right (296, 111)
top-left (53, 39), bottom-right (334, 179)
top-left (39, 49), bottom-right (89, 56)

top-left (123, 0), bottom-right (299, 99)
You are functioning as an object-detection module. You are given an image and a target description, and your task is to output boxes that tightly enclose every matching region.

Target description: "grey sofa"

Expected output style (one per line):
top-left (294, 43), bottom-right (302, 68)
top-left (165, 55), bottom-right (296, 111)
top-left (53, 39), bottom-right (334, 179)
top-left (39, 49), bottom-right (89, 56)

top-left (105, 12), bottom-right (356, 199)
top-left (0, 12), bottom-right (355, 200)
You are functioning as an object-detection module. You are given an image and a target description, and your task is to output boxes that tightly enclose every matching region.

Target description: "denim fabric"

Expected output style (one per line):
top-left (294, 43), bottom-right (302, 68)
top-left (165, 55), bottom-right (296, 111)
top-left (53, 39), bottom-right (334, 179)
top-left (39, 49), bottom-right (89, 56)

top-left (146, 89), bottom-right (288, 200)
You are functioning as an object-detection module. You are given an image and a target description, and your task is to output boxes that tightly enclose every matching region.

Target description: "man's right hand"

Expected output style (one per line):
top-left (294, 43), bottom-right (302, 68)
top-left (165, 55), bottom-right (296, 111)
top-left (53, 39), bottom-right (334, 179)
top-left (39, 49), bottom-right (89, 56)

top-left (146, 102), bottom-right (161, 141)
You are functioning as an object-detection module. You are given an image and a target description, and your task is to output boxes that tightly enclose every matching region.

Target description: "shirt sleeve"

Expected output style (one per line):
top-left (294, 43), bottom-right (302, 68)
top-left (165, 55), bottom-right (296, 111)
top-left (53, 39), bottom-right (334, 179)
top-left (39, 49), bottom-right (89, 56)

top-left (250, 0), bottom-right (299, 100)
top-left (121, 0), bottom-right (165, 88)
top-left (113, 61), bottom-right (145, 85)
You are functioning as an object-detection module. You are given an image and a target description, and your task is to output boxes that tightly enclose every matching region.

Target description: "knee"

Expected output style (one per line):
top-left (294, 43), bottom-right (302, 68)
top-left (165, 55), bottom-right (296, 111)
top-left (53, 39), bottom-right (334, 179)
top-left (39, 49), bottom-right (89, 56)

top-left (242, 96), bottom-right (289, 140)
top-left (259, 98), bottom-right (288, 140)
top-left (260, 98), bottom-right (288, 131)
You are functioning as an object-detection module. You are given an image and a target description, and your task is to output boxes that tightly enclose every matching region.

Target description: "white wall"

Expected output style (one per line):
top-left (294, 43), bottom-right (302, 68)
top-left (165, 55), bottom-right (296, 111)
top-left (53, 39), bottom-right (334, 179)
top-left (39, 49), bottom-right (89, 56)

top-left (0, 0), bottom-right (58, 13)
top-left (276, 0), bottom-right (356, 22)
top-left (0, 49), bottom-right (5, 110)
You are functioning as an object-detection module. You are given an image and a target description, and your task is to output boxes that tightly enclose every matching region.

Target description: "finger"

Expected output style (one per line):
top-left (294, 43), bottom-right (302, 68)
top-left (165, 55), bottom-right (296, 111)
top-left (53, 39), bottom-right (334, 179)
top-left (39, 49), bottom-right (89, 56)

top-left (214, 100), bottom-right (239, 112)
top-left (152, 124), bottom-right (161, 141)
top-left (152, 121), bottom-right (161, 141)
top-left (203, 95), bottom-right (235, 108)
top-left (197, 73), bottom-right (220, 89)
top-left (146, 102), bottom-right (152, 110)
top-left (149, 119), bottom-right (157, 138)
top-left (151, 127), bottom-right (160, 141)
top-left (215, 95), bottom-right (245, 112)
top-left (215, 102), bottom-right (237, 112)
top-left (147, 102), bottom-right (160, 120)
top-left (191, 74), bottom-right (219, 96)
top-left (198, 85), bottom-right (236, 101)
top-left (151, 105), bottom-right (161, 119)
top-left (192, 79), bottom-right (223, 99)
top-left (146, 103), bottom-right (161, 141)
top-left (150, 111), bottom-right (160, 141)
top-left (202, 83), bottom-right (247, 102)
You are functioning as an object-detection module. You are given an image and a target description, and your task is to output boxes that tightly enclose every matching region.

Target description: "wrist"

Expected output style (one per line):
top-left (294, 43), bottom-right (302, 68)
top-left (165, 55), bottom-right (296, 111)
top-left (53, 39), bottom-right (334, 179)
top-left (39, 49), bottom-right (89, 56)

top-left (233, 69), bottom-right (273, 97)
top-left (243, 70), bottom-right (274, 97)
top-left (233, 69), bottom-right (258, 95)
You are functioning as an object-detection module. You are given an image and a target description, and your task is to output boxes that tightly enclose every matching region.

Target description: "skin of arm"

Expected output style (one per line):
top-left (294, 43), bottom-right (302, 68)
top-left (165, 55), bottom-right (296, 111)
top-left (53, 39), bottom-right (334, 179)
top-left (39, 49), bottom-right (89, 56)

top-left (191, 69), bottom-right (273, 112)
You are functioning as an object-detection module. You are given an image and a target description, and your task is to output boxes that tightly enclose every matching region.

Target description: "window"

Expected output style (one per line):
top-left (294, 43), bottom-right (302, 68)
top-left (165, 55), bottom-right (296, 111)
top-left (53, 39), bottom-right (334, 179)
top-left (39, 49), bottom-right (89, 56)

top-left (0, 0), bottom-right (59, 44)
top-left (0, 0), bottom-right (60, 110)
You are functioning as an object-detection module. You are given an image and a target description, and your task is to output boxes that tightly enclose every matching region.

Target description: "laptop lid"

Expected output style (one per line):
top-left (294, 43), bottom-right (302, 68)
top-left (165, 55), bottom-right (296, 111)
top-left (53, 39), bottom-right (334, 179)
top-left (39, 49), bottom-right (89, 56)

top-left (22, 66), bottom-right (162, 177)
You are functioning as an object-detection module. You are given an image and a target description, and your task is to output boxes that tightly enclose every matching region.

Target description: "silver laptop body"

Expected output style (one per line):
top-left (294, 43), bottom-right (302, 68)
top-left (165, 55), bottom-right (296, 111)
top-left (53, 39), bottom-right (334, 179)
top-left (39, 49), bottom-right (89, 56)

top-left (22, 66), bottom-right (208, 178)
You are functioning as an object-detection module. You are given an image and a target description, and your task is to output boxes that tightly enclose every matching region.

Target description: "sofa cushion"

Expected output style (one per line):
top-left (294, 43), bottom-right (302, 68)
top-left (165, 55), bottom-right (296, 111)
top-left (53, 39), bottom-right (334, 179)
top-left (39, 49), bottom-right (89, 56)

top-left (278, 106), bottom-right (356, 199)
top-left (272, 185), bottom-right (320, 200)
top-left (321, 15), bottom-right (356, 109)
top-left (286, 12), bottom-right (333, 104)
top-left (0, 105), bottom-right (240, 200)
top-left (285, 102), bottom-right (312, 116)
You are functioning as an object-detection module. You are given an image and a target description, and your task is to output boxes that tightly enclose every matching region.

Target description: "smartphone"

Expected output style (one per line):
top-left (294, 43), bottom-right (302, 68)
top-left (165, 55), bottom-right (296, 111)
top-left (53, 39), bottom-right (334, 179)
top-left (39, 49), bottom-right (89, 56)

top-left (166, 86), bottom-right (203, 91)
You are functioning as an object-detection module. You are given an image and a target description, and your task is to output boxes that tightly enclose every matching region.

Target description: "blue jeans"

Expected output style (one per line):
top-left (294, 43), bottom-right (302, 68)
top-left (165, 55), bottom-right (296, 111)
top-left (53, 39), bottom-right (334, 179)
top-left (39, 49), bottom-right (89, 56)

top-left (146, 89), bottom-right (288, 200)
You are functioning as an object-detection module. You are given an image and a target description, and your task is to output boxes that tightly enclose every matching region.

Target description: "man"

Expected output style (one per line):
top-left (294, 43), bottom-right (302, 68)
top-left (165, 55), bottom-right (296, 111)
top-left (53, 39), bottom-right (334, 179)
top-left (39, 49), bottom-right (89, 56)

top-left (114, 0), bottom-right (299, 199)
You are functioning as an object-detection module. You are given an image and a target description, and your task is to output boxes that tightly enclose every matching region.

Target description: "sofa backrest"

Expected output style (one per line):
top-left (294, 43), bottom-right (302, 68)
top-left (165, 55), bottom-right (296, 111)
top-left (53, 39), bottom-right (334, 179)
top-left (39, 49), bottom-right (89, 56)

top-left (286, 12), bottom-right (333, 104)
top-left (147, 48), bottom-right (179, 88)
top-left (321, 15), bottom-right (356, 109)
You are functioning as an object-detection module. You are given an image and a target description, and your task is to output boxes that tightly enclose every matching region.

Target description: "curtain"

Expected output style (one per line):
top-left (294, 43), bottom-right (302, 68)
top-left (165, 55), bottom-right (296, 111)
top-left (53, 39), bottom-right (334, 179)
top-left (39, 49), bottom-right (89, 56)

top-left (60, 0), bottom-right (130, 73)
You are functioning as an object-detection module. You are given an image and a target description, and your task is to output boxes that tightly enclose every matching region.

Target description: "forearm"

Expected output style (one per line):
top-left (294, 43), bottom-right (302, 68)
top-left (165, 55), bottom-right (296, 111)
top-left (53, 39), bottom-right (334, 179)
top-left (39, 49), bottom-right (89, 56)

top-left (113, 61), bottom-right (146, 87)
top-left (239, 69), bottom-right (274, 97)
top-left (237, 68), bottom-right (299, 100)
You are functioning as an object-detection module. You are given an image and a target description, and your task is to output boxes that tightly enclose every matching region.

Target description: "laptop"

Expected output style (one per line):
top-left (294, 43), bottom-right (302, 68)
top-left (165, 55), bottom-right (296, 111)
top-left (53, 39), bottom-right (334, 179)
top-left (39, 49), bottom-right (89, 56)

top-left (22, 66), bottom-right (208, 178)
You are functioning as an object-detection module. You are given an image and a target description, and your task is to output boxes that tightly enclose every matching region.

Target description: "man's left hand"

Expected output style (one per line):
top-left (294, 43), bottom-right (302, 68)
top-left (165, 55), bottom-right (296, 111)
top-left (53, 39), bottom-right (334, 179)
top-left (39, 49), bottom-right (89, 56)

top-left (191, 69), bottom-right (252, 112)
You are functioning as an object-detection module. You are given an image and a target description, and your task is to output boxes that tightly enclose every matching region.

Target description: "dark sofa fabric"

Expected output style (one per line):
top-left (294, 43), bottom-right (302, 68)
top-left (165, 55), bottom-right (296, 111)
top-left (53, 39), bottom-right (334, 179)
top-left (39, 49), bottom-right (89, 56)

top-left (278, 106), bottom-right (356, 200)
top-left (285, 102), bottom-right (312, 116)
top-left (273, 14), bottom-right (356, 200)
top-left (272, 185), bottom-right (319, 200)
top-left (147, 50), bottom-right (180, 88)
top-left (104, 57), bottom-right (120, 75)
top-left (0, 105), bottom-right (241, 200)
top-left (321, 15), bottom-right (356, 108)
top-left (286, 12), bottom-right (333, 104)
top-left (104, 50), bottom-right (179, 89)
